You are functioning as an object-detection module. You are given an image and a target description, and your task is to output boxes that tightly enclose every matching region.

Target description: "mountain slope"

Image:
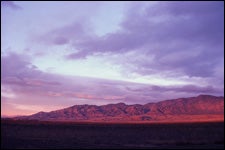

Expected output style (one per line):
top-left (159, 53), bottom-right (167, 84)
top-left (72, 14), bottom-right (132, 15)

top-left (16, 95), bottom-right (224, 122)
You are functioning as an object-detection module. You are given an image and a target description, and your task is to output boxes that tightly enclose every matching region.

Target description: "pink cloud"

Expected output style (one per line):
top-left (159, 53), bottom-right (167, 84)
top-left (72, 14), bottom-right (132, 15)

top-left (24, 79), bottom-right (61, 86)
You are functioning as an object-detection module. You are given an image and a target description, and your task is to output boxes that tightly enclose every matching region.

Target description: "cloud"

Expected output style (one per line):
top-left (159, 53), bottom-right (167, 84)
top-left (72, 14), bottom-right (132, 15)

top-left (25, 79), bottom-right (61, 86)
top-left (66, 51), bottom-right (89, 59)
top-left (33, 2), bottom-right (224, 79)
top-left (1, 52), bottom-right (41, 80)
top-left (126, 84), bottom-right (222, 95)
top-left (1, 52), bottom-right (128, 101)
top-left (53, 36), bottom-right (69, 45)
top-left (3, 52), bottom-right (222, 102)
top-left (34, 21), bottom-right (91, 46)
top-left (1, 85), bottom-right (16, 99)
top-left (1, 1), bottom-right (22, 10)
top-left (72, 92), bottom-right (125, 100)
top-left (113, 2), bottom-right (223, 78)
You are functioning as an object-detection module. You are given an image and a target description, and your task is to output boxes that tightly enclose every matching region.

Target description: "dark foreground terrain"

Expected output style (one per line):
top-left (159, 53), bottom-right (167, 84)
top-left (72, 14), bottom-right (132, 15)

top-left (1, 120), bottom-right (224, 149)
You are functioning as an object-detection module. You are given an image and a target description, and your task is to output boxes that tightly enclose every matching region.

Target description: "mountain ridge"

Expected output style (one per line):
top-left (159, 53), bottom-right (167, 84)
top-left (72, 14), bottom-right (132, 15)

top-left (15, 95), bottom-right (224, 122)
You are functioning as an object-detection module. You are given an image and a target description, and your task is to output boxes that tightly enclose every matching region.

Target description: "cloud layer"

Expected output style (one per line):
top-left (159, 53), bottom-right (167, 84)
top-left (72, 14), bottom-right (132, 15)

top-left (35, 2), bottom-right (224, 78)
top-left (1, 52), bottom-right (223, 115)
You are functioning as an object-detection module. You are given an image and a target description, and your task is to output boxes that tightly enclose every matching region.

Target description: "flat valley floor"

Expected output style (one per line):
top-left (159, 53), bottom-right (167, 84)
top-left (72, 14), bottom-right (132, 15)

top-left (1, 120), bottom-right (224, 149)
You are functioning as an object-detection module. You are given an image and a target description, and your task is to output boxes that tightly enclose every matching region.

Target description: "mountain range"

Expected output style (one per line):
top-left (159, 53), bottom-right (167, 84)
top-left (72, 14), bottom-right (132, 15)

top-left (15, 95), bottom-right (224, 122)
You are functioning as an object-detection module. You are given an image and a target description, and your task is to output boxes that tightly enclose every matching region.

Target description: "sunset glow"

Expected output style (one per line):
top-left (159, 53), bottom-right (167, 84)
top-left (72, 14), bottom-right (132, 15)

top-left (1, 1), bottom-right (224, 116)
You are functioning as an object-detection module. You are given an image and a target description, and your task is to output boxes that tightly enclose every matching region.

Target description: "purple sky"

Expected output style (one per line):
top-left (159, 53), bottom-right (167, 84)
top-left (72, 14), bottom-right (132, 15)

top-left (1, 1), bottom-right (224, 116)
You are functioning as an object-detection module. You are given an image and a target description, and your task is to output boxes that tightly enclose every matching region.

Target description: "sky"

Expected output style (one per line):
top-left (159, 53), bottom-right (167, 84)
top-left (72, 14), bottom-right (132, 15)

top-left (1, 1), bottom-right (224, 116)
